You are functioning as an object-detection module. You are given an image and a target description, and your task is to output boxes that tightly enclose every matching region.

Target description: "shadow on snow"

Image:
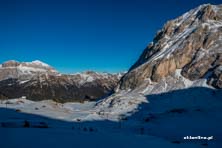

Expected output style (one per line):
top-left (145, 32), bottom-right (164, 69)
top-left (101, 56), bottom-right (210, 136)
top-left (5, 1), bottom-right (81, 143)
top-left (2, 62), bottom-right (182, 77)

top-left (1, 87), bottom-right (222, 147)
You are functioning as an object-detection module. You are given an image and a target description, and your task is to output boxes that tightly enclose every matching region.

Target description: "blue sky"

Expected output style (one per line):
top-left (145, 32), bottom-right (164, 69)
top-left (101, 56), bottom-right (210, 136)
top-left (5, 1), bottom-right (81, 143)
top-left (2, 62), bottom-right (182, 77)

top-left (0, 0), bottom-right (221, 73)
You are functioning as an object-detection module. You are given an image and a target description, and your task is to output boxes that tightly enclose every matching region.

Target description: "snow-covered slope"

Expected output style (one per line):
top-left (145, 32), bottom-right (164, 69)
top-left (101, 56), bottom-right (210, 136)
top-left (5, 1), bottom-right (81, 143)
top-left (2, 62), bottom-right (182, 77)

top-left (95, 71), bottom-right (213, 118)
top-left (0, 104), bottom-right (200, 148)
top-left (0, 98), bottom-right (98, 121)
top-left (96, 4), bottom-right (222, 117)
top-left (1, 87), bottom-right (222, 147)
top-left (93, 6), bottom-right (222, 146)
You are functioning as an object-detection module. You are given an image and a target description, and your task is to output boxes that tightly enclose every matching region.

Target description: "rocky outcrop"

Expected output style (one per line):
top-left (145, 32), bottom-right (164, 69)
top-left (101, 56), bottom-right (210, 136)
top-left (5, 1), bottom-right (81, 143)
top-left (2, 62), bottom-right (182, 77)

top-left (207, 66), bottom-right (222, 88)
top-left (119, 4), bottom-right (222, 89)
top-left (0, 60), bottom-right (121, 102)
top-left (0, 60), bottom-right (58, 81)
top-left (2, 60), bottom-right (20, 67)
top-left (95, 4), bottom-right (222, 123)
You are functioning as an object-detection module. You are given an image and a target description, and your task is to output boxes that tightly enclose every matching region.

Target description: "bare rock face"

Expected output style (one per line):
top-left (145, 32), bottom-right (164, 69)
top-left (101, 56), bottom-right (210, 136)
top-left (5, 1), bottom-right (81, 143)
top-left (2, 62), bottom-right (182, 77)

top-left (0, 61), bottom-right (121, 102)
top-left (2, 60), bottom-right (20, 67)
top-left (0, 60), bottom-right (58, 81)
top-left (207, 66), bottom-right (222, 88)
top-left (119, 4), bottom-right (222, 89)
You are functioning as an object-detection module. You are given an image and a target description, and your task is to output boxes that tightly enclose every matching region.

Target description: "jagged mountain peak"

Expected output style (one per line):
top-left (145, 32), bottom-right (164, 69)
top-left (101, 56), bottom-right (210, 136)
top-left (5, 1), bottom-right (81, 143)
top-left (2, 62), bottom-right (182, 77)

top-left (130, 4), bottom-right (222, 70)
top-left (95, 4), bottom-right (222, 119)
top-left (119, 3), bottom-right (222, 90)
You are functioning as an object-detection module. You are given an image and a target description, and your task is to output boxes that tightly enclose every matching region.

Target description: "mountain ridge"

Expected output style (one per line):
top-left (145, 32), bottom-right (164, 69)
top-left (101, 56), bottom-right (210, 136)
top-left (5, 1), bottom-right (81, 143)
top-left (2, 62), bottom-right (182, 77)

top-left (119, 4), bottom-right (222, 90)
top-left (0, 60), bottom-right (122, 102)
top-left (95, 3), bottom-right (222, 117)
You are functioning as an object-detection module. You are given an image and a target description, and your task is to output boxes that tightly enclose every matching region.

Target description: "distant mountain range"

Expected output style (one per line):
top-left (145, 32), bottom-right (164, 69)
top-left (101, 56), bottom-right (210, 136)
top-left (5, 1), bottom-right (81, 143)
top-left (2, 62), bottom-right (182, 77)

top-left (0, 60), bottom-right (122, 102)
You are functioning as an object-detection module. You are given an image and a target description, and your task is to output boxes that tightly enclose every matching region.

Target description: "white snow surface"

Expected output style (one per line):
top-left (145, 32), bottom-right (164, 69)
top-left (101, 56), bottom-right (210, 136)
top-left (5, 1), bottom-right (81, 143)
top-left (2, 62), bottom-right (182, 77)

top-left (1, 81), bottom-right (222, 147)
top-left (28, 60), bottom-right (51, 67)
top-left (0, 99), bottom-right (99, 121)
top-left (1, 68), bottom-right (222, 147)
top-left (95, 69), bottom-right (214, 118)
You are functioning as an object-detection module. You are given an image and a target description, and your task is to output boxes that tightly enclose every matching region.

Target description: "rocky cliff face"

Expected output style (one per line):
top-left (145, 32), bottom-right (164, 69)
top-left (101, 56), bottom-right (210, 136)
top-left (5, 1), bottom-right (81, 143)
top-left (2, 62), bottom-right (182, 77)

top-left (95, 4), bottom-right (222, 118)
top-left (0, 60), bottom-right (58, 81)
top-left (0, 60), bottom-right (121, 102)
top-left (119, 4), bottom-right (222, 90)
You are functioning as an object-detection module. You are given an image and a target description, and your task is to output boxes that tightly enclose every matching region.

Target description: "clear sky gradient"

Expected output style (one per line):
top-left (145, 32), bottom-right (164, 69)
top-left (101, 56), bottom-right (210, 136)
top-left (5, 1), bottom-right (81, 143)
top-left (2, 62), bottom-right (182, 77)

top-left (0, 0), bottom-right (221, 73)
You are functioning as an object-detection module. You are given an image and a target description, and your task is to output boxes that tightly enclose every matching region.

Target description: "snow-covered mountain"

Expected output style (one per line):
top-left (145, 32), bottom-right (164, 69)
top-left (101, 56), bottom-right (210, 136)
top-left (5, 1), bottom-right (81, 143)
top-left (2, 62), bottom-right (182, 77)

top-left (119, 4), bottom-right (222, 90)
top-left (1, 4), bottom-right (222, 148)
top-left (96, 4), bottom-right (222, 116)
top-left (92, 5), bottom-right (222, 146)
top-left (0, 60), bottom-right (122, 102)
top-left (0, 60), bottom-right (58, 81)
